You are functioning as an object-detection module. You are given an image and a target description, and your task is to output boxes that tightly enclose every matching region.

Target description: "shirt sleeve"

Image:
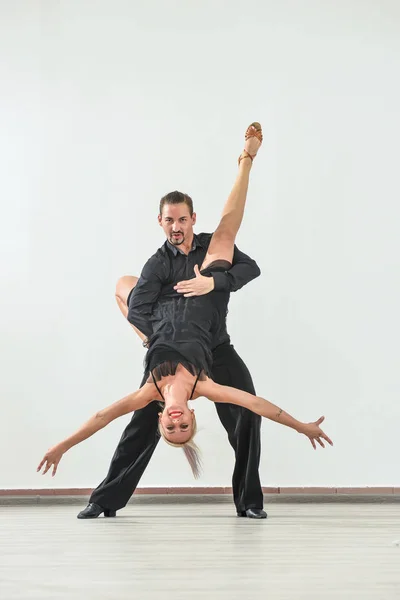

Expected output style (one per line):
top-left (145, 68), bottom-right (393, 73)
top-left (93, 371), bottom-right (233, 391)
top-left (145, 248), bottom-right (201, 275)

top-left (127, 255), bottom-right (166, 339)
top-left (211, 245), bottom-right (261, 293)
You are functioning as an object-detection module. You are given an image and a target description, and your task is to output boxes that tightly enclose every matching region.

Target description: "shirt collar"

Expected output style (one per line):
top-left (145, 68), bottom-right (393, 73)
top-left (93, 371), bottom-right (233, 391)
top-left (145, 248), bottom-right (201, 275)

top-left (166, 234), bottom-right (204, 256)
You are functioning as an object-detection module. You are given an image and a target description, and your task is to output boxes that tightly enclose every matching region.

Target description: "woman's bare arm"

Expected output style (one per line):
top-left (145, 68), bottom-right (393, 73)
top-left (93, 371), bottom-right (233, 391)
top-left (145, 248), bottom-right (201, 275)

top-left (196, 379), bottom-right (333, 449)
top-left (37, 383), bottom-right (159, 476)
top-left (60, 385), bottom-right (157, 451)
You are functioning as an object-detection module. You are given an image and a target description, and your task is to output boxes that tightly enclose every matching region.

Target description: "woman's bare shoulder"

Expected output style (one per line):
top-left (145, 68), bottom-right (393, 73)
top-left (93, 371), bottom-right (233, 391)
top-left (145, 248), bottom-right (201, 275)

top-left (191, 376), bottom-right (217, 400)
top-left (141, 381), bottom-right (164, 403)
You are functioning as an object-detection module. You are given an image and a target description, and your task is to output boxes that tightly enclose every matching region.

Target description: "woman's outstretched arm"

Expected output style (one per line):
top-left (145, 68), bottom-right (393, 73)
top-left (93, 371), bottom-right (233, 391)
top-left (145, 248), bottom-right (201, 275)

top-left (196, 379), bottom-right (333, 449)
top-left (37, 383), bottom-right (158, 476)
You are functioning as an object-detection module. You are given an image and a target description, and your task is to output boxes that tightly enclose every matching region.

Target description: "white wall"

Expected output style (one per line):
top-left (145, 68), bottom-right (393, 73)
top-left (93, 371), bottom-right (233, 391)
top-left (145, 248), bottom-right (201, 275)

top-left (1, 0), bottom-right (399, 489)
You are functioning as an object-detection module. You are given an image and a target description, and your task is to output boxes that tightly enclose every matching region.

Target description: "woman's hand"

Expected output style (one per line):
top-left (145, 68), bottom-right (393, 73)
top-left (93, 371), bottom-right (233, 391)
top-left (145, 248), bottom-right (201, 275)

top-left (300, 416), bottom-right (333, 449)
top-left (37, 443), bottom-right (66, 477)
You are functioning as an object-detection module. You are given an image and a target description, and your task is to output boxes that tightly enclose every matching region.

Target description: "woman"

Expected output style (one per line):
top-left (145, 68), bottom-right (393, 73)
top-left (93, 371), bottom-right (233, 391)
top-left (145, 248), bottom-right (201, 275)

top-left (38, 123), bottom-right (332, 478)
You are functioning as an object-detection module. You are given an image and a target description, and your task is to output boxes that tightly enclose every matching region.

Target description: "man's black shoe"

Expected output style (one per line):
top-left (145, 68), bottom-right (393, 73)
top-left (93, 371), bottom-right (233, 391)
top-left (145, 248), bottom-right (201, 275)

top-left (77, 503), bottom-right (116, 519)
top-left (237, 508), bottom-right (267, 519)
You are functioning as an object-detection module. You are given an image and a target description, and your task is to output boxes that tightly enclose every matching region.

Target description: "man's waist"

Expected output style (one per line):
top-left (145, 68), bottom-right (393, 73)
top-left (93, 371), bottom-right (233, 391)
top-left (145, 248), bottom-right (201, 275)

top-left (211, 330), bottom-right (231, 350)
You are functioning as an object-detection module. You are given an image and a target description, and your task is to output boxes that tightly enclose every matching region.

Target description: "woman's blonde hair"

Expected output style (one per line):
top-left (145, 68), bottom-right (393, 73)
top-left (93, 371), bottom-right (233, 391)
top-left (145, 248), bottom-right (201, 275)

top-left (158, 413), bottom-right (202, 479)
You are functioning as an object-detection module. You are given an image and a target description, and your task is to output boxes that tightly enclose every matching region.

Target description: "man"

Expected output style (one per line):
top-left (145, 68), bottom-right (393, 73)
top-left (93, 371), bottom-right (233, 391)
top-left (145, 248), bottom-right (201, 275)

top-left (78, 190), bottom-right (267, 519)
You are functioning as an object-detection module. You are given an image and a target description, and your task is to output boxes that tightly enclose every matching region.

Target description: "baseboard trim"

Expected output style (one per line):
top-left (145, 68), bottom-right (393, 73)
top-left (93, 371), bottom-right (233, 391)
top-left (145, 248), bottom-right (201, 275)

top-left (1, 486), bottom-right (399, 497)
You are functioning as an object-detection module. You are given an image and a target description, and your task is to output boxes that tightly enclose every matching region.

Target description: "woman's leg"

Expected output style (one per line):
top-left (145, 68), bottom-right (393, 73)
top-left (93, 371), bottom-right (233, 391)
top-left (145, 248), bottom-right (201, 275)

top-left (201, 124), bottom-right (262, 271)
top-left (115, 275), bottom-right (138, 319)
top-left (115, 275), bottom-right (147, 343)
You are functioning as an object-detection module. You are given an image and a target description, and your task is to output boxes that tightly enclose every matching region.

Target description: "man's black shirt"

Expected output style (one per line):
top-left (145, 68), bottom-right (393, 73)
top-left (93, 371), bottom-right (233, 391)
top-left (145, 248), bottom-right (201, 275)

top-left (127, 232), bottom-right (260, 348)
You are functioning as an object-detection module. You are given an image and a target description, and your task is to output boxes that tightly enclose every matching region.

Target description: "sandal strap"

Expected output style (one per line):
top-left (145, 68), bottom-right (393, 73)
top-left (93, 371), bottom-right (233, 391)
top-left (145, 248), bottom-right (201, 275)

top-left (238, 150), bottom-right (254, 165)
top-left (245, 124), bottom-right (263, 144)
top-left (238, 122), bottom-right (263, 165)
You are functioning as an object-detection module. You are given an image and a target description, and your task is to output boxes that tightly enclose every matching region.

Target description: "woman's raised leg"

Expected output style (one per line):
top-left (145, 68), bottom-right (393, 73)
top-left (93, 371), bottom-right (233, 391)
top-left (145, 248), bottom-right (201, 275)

top-left (115, 275), bottom-right (147, 343)
top-left (201, 123), bottom-right (263, 271)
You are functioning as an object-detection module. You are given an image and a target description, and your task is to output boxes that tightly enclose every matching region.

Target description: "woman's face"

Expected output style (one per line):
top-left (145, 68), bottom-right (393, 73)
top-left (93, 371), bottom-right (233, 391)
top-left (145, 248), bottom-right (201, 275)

top-left (159, 406), bottom-right (195, 444)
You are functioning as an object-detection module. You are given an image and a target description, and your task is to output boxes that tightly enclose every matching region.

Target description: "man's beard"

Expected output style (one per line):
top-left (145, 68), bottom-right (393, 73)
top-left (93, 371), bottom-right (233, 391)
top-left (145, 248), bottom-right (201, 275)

top-left (169, 232), bottom-right (184, 245)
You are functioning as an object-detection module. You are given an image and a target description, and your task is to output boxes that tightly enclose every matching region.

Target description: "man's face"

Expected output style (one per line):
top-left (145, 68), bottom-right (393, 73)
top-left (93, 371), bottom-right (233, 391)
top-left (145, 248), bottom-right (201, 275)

top-left (158, 203), bottom-right (196, 246)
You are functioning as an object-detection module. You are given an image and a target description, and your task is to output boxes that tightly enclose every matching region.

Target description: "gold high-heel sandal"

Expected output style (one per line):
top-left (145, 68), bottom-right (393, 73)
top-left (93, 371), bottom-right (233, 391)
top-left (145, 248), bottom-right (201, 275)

top-left (238, 122), bottom-right (263, 165)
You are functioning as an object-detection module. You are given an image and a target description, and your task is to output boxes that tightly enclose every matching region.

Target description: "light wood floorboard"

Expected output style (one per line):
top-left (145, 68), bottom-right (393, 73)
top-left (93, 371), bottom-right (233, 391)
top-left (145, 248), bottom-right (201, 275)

top-left (0, 502), bottom-right (399, 599)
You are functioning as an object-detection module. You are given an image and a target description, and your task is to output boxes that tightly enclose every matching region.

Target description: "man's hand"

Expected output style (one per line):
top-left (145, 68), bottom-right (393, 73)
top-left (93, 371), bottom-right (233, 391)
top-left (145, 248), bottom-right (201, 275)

top-left (174, 265), bottom-right (215, 297)
top-left (37, 444), bottom-right (65, 477)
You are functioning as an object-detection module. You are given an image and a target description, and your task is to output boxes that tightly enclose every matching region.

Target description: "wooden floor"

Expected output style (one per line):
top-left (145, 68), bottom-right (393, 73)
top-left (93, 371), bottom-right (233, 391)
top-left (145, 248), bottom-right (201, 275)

top-left (1, 501), bottom-right (399, 599)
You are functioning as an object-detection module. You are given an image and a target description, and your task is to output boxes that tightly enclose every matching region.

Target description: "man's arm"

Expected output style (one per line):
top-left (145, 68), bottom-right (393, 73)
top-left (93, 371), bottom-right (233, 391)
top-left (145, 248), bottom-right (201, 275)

top-left (211, 245), bottom-right (261, 292)
top-left (127, 255), bottom-right (166, 339)
top-left (174, 245), bottom-right (260, 297)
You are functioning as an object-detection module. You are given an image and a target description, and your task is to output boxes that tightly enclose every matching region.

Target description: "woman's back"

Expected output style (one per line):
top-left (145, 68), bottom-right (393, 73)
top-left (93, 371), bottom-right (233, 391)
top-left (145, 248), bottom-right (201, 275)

top-left (146, 270), bottom-right (230, 378)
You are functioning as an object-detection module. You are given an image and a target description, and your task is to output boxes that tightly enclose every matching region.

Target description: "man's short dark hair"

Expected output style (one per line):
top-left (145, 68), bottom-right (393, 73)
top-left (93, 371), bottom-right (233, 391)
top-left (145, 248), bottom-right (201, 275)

top-left (159, 191), bottom-right (194, 216)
